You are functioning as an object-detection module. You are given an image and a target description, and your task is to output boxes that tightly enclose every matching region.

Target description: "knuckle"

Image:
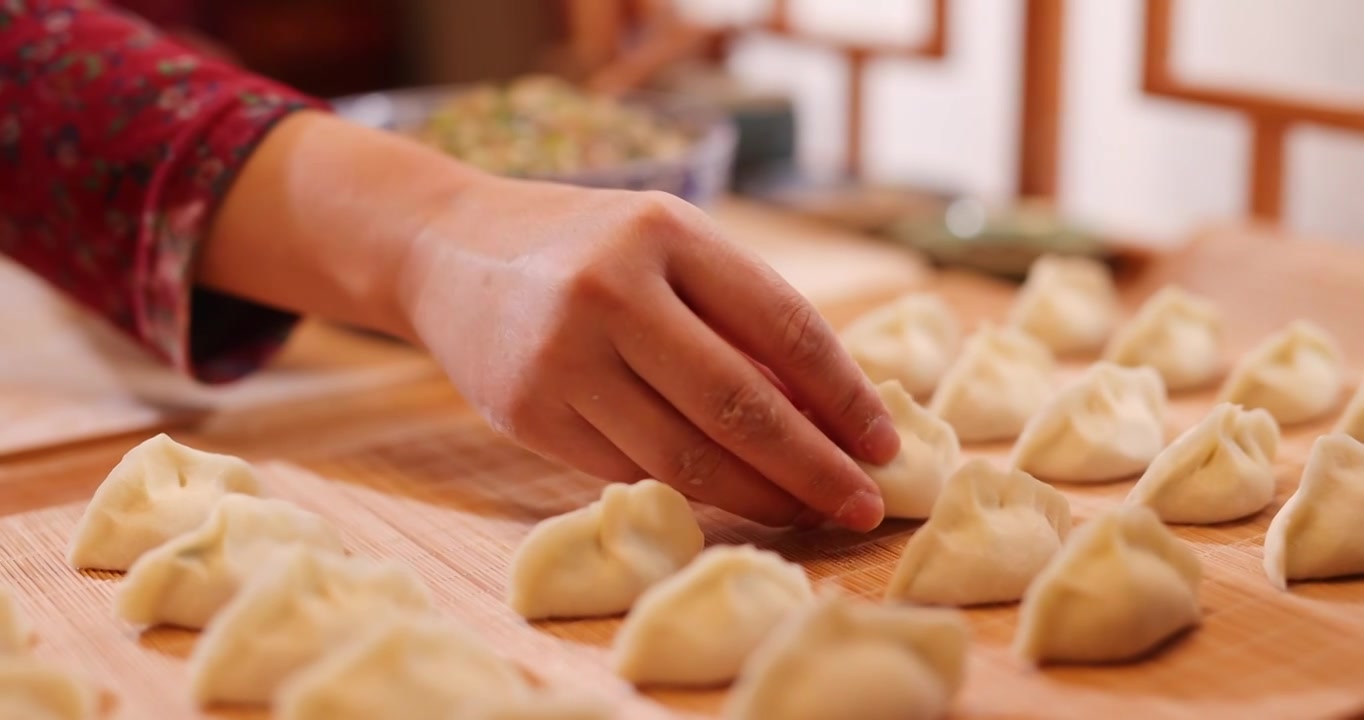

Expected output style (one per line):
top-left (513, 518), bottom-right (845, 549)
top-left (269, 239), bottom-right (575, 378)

top-left (634, 190), bottom-right (684, 222)
top-left (627, 192), bottom-right (693, 241)
top-left (714, 381), bottom-right (785, 444)
top-left (778, 298), bottom-right (832, 372)
top-left (496, 389), bottom-right (546, 441)
top-left (564, 263), bottom-right (625, 311)
top-left (668, 441), bottom-right (726, 489)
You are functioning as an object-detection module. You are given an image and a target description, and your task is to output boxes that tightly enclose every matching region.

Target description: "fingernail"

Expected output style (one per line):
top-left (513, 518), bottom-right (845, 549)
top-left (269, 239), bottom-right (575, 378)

top-left (859, 414), bottom-right (901, 465)
top-left (834, 490), bottom-right (885, 532)
top-left (792, 508), bottom-right (825, 529)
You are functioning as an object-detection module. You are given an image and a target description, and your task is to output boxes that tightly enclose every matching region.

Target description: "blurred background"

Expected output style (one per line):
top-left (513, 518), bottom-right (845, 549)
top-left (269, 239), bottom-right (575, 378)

top-left (117, 0), bottom-right (1364, 248)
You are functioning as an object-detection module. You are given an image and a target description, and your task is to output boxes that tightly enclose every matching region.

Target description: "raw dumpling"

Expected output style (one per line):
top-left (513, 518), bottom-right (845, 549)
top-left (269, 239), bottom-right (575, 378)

top-left (612, 545), bottom-right (814, 687)
top-left (67, 434), bottom-right (262, 571)
top-left (859, 380), bottom-right (960, 520)
top-left (188, 546), bottom-right (433, 706)
top-left (928, 324), bottom-right (1055, 442)
top-left (0, 584), bottom-right (32, 655)
top-left (1125, 403), bottom-right (1280, 524)
top-left (507, 479), bottom-right (703, 620)
top-left (1263, 433), bottom-right (1364, 589)
top-left (840, 294), bottom-right (959, 397)
top-left (1014, 506), bottom-right (1201, 664)
top-left (1010, 363), bottom-right (1167, 483)
top-left (1008, 254), bottom-right (1119, 355)
top-left (1335, 380), bottom-right (1364, 442)
top-left (1103, 286), bottom-right (1223, 391)
top-left (886, 459), bottom-right (1071, 606)
top-left (726, 595), bottom-right (968, 720)
top-left (1218, 321), bottom-right (1344, 425)
top-left (276, 615), bottom-right (530, 720)
top-left (0, 657), bottom-right (97, 720)
top-left (116, 495), bottom-right (346, 629)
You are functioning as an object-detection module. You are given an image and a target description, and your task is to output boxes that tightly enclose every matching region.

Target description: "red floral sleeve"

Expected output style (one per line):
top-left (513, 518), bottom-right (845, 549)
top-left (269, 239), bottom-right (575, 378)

top-left (0, 0), bottom-right (328, 383)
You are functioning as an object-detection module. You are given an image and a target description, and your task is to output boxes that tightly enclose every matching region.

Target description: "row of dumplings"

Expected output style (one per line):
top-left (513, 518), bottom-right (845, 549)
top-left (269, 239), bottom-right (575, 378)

top-left (56, 434), bottom-right (613, 720)
top-left (843, 255), bottom-right (1360, 445)
top-left (840, 253), bottom-right (1364, 588)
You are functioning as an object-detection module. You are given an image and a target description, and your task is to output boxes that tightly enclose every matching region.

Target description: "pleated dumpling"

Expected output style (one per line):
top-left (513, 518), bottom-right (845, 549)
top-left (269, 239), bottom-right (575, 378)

top-left (67, 434), bottom-right (262, 571)
top-left (1264, 433), bottom-right (1364, 590)
top-left (886, 459), bottom-right (1071, 606)
top-left (840, 294), bottom-right (959, 397)
top-left (1010, 363), bottom-right (1167, 483)
top-left (116, 495), bottom-right (346, 630)
top-left (612, 545), bottom-right (814, 687)
top-left (1125, 403), bottom-right (1280, 524)
top-left (1218, 321), bottom-right (1344, 425)
top-left (726, 595), bottom-right (968, 720)
top-left (0, 584), bottom-right (32, 655)
top-left (507, 479), bottom-right (703, 620)
top-left (276, 615), bottom-right (530, 720)
top-left (1335, 380), bottom-right (1364, 442)
top-left (859, 380), bottom-right (960, 520)
top-left (188, 546), bottom-right (433, 706)
top-left (0, 657), bottom-right (97, 720)
top-left (1008, 255), bottom-right (1118, 355)
top-left (929, 324), bottom-right (1055, 442)
top-left (1014, 506), bottom-right (1201, 664)
top-left (1103, 286), bottom-right (1223, 391)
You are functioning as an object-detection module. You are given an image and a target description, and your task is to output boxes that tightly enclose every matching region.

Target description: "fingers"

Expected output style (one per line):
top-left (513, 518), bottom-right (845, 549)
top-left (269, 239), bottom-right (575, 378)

top-left (669, 236), bottom-right (900, 466)
top-left (613, 285), bottom-right (886, 532)
top-left (572, 361), bottom-right (805, 528)
top-left (530, 408), bottom-right (651, 485)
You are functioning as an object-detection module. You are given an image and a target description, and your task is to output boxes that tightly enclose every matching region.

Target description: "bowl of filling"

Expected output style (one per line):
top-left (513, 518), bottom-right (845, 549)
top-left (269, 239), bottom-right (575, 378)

top-left (331, 75), bottom-right (738, 207)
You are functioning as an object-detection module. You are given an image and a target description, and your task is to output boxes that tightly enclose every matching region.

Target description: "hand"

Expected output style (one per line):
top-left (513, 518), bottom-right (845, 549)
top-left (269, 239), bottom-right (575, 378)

top-left (203, 113), bottom-right (898, 530)
top-left (399, 179), bottom-right (900, 530)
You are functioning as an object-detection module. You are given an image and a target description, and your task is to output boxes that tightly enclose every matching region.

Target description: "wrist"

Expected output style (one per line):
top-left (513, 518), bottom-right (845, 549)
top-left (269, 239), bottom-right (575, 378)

top-left (202, 111), bottom-right (484, 343)
top-left (396, 172), bottom-right (547, 348)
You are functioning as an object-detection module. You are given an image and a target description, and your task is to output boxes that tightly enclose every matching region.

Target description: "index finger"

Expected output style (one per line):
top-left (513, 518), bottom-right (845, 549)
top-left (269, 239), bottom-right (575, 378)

top-left (667, 226), bottom-right (901, 466)
top-left (613, 283), bottom-right (886, 531)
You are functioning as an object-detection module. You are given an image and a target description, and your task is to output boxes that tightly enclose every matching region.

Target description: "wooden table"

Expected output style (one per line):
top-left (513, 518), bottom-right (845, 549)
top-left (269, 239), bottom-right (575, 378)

top-left (3, 201), bottom-right (1364, 719)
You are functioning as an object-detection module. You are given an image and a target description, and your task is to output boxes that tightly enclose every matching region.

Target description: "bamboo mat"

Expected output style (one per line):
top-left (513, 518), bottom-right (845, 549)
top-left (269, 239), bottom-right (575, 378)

top-left (4, 224), bottom-right (1364, 719)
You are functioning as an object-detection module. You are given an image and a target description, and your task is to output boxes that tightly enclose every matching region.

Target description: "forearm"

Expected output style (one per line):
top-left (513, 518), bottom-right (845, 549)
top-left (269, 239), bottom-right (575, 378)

top-left (0, 0), bottom-right (322, 382)
top-left (199, 111), bottom-right (487, 344)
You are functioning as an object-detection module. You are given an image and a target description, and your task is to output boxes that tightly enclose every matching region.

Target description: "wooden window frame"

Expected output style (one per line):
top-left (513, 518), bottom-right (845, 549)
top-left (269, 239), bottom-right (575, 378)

top-left (1143, 0), bottom-right (1364, 220)
top-left (737, 0), bottom-right (951, 178)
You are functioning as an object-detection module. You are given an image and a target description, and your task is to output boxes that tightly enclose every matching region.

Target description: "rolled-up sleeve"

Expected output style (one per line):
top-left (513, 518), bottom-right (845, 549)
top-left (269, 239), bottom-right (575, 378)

top-left (0, 0), bottom-right (328, 383)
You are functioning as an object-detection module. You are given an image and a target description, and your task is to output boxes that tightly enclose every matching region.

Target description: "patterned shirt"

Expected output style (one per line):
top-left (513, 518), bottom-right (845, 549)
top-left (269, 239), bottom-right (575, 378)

top-left (0, 0), bottom-right (325, 383)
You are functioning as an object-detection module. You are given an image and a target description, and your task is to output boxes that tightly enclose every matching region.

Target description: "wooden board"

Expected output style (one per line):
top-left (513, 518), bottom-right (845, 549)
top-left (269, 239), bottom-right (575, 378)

top-left (3, 223), bottom-right (1364, 719)
top-left (0, 256), bottom-right (442, 458)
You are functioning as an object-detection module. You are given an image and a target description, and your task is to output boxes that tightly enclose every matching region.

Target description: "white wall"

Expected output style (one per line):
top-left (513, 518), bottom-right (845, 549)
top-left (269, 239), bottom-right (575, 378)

top-left (1063, 0), bottom-right (1364, 244)
top-left (676, 0), bottom-right (1364, 244)
top-left (1059, 0), bottom-right (1250, 245)
top-left (1174, 0), bottom-right (1364, 106)
top-left (682, 0), bottom-right (1023, 202)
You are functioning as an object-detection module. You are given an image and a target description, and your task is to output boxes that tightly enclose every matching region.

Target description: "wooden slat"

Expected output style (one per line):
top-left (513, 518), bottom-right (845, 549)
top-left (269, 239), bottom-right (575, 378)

top-left (1018, 0), bottom-right (1066, 198)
